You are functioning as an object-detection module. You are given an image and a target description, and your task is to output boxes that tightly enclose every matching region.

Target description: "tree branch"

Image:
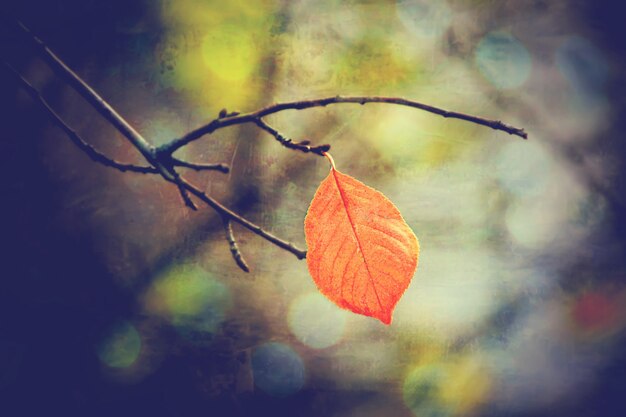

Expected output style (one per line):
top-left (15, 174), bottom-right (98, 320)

top-left (254, 118), bottom-right (331, 156)
top-left (171, 157), bottom-right (230, 173)
top-left (7, 21), bottom-right (309, 263)
top-left (3, 62), bottom-right (157, 174)
top-left (163, 95), bottom-right (527, 153)
top-left (222, 218), bottom-right (250, 272)
top-left (177, 177), bottom-right (307, 260)
top-left (6, 20), bottom-right (528, 270)
top-left (14, 20), bottom-right (201, 208)
top-left (15, 21), bottom-right (159, 168)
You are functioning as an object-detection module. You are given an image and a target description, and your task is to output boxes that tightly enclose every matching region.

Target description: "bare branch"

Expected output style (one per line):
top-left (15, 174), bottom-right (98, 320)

top-left (3, 62), bottom-right (157, 174)
top-left (172, 157), bottom-right (230, 173)
top-left (222, 218), bottom-right (250, 272)
top-left (15, 21), bottom-right (158, 166)
top-left (254, 119), bottom-right (331, 156)
top-left (177, 177), bottom-right (307, 260)
top-left (7, 20), bottom-right (529, 271)
top-left (14, 21), bottom-right (201, 209)
top-left (164, 95), bottom-right (528, 153)
top-left (7, 21), bottom-right (307, 268)
top-left (175, 181), bottom-right (198, 210)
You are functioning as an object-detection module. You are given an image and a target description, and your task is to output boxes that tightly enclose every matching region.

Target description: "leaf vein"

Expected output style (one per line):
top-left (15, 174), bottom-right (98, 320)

top-left (331, 170), bottom-right (384, 311)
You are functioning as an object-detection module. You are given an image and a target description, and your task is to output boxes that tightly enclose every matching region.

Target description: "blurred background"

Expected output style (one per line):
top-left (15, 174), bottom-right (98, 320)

top-left (1, 0), bottom-right (626, 416)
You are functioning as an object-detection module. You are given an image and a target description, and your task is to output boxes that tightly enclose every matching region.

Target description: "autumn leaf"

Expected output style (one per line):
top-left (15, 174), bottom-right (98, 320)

top-left (304, 153), bottom-right (419, 325)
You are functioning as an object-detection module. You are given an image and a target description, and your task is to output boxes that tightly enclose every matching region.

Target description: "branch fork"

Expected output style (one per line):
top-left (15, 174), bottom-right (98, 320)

top-left (4, 20), bottom-right (527, 272)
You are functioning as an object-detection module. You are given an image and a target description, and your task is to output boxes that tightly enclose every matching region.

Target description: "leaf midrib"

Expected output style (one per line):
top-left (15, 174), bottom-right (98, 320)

top-left (331, 169), bottom-right (384, 311)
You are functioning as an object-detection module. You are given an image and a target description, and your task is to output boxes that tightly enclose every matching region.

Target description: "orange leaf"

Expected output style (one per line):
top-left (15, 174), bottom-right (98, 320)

top-left (304, 153), bottom-right (419, 325)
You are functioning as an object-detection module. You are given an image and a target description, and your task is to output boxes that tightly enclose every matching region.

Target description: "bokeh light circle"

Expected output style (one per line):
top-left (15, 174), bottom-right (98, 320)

top-left (495, 140), bottom-right (553, 197)
top-left (403, 364), bottom-right (452, 417)
top-left (252, 342), bottom-right (305, 397)
top-left (202, 24), bottom-right (257, 82)
top-left (505, 198), bottom-right (563, 249)
top-left (397, 0), bottom-right (452, 39)
top-left (556, 36), bottom-right (608, 105)
top-left (475, 31), bottom-right (532, 89)
top-left (288, 292), bottom-right (348, 349)
top-left (97, 321), bottom-right (142, 368)
top-left (143, 264), bottom-right (232, 339)
top-left (403, 357), bottom-right (492, 417)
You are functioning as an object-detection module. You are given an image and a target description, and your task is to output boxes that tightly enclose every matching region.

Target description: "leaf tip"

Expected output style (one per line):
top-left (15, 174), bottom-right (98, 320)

top-left (376, 310), bottom-right (393, 325)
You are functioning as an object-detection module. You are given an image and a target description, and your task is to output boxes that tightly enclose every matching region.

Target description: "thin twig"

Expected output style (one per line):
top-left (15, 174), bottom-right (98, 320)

top-left (7, 21), bottom-right (307, 267)
top-left (3, 62), bottom-right (157, 174)
top-left (6, 20), bottom-right (530, 270)
top-left (14, 20), bottom-right (201, 208)
top-left (177, 177), bottom-right (307, 260)
top-left (172, 157), bottom-right (230, 173)
top-left (175, 180), bottom-right (198, 210)
top-left (222, 218), bottom-right (250, 272)
top-left (14, 21), bottom-right (158, 165)
top-left (164, 95), bottom-right (528, 153)
top-left (254, 119), bottom-right (331, 156)
top-left (7, 53), bottom-right (299, 257)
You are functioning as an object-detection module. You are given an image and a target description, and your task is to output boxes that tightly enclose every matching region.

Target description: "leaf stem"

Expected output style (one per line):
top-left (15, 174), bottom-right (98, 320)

top-left (323, 152), bottom-right (337, 171)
